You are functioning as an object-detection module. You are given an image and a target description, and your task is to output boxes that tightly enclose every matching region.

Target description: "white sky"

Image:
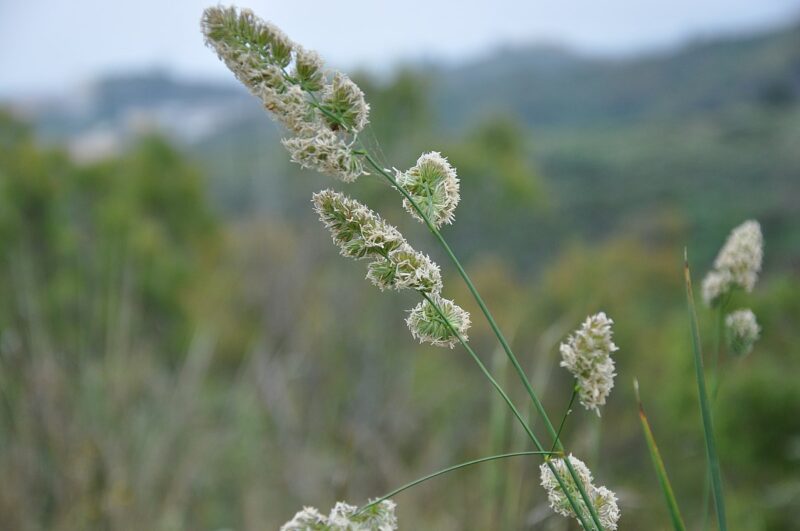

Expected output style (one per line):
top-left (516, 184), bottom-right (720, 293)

top-left (1, 0), bottom-right (799, 96)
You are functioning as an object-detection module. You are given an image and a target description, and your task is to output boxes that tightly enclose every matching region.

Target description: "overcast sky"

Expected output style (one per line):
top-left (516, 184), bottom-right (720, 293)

top-left (1, 0), bottom-right (799, 96)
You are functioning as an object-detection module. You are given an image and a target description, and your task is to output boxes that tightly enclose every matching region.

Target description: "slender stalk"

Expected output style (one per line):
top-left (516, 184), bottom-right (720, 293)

top-left (703, 291), bottom-right (734, 529)
top-left (419, 292), bottom-right (596, 531)
top-left (486, 343), bottom-right (512, 527)
top-left (363, 153), bottom-right (605, 531)
top-left (551, 385), bottom-right (579, 454)
top-left (684, 251), bottom-right (727, 531)
top-left (702, 302), bottom-right (725, 531)
top-left (710, 296), bottom-right (729, 401)
top-left (701, 471), bottom-right (711, 531)
top-left (357, 451), bottom-right (554, 515)
top-left (215, 38), bottom-right (604, 528)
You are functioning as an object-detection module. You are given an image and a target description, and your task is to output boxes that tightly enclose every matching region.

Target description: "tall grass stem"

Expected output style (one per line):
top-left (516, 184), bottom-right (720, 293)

top-left (684, 251), bottom-right (728, 531)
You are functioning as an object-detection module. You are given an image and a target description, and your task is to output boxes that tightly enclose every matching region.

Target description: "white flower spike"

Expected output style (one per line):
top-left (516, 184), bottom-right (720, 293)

top-left (702, 220), bottom-right (763, 306)
top-left (559, 312), bottom-right (619, 416)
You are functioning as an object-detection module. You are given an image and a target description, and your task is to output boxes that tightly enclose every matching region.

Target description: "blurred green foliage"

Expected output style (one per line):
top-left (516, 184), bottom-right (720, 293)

top-left (0, 114), bottom-right (219, 361)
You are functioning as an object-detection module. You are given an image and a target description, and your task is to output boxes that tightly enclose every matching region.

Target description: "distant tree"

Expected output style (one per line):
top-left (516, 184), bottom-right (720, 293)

top-left (0, 111), bottom-right (220, 363)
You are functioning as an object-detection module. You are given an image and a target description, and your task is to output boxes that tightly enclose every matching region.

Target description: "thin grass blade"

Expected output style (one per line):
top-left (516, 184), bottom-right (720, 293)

top-left (634, 379), bottom-right (687, 531)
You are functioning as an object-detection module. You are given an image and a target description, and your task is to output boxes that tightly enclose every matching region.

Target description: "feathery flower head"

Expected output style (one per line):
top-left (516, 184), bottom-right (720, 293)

top-left (312, 189), bottom-right (404, 259)
top-left (725, 309), bottom-right (760, 357)
top-left (202, 6), bottom-right (369, 181)
top-left (702, 220), bottom-right (763, 306)
top-left (367, 245), bottom-right (442, 294)
top-left (540, 455), bottom-right (620, 530)
top-left (406, 295), bottom-right (471, 348)
top-left (202, 6), bottom-right (293, 71)
top-left (559, 312), bottom-right (618, 416)
top-left (284, 131), bottom-right (365, 182)
top-left (281, 500), bottom-right (397, 530)
top-left (714, 220), bottom-right (763, 291)
top-left (396, 152), bottom-right (460, 228)
top-left (593, 486), bottom-right (622, 530)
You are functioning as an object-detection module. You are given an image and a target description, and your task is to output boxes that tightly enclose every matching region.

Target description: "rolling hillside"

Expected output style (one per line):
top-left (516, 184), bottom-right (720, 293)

top-left (10, 20), bottom-right (800, 270)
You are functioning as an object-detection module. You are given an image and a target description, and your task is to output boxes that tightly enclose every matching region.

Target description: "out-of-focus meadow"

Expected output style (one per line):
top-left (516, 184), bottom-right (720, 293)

top-left (1, 13), bottom-right (800, 531)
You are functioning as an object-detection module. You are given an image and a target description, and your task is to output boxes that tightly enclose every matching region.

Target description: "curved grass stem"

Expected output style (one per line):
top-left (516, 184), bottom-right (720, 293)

top-left (551, 385), bottom-right (579, 454)
top-left (362, 152), bottom-right (605, 530)
top-left (419, 292), bottom-right (596, 531)
top-left (357, 450), bottom-right (555, 515)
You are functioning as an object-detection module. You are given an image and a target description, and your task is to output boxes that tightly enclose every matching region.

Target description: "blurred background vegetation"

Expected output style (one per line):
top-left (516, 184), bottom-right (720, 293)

top-left (1, 16), bottom-right (799, 531)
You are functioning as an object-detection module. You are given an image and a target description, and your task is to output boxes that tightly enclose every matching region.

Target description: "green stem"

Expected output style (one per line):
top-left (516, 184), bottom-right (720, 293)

top-left (357, 451), bottom-right (554, 515)
top-left (704, 294), bottom-right (732, 530)
top-left (702, 303), bottom-right (725, 531)
top-left (419, 292), bottom-right (596, 531)
top-left (710, 299), bottom-right (727, 400)
top-left (363, 153), bottom-right (604, 530)
top-left (684, 252), bottom-right (728, 531)
top-left (551, 385), bottom-right (579, 454)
